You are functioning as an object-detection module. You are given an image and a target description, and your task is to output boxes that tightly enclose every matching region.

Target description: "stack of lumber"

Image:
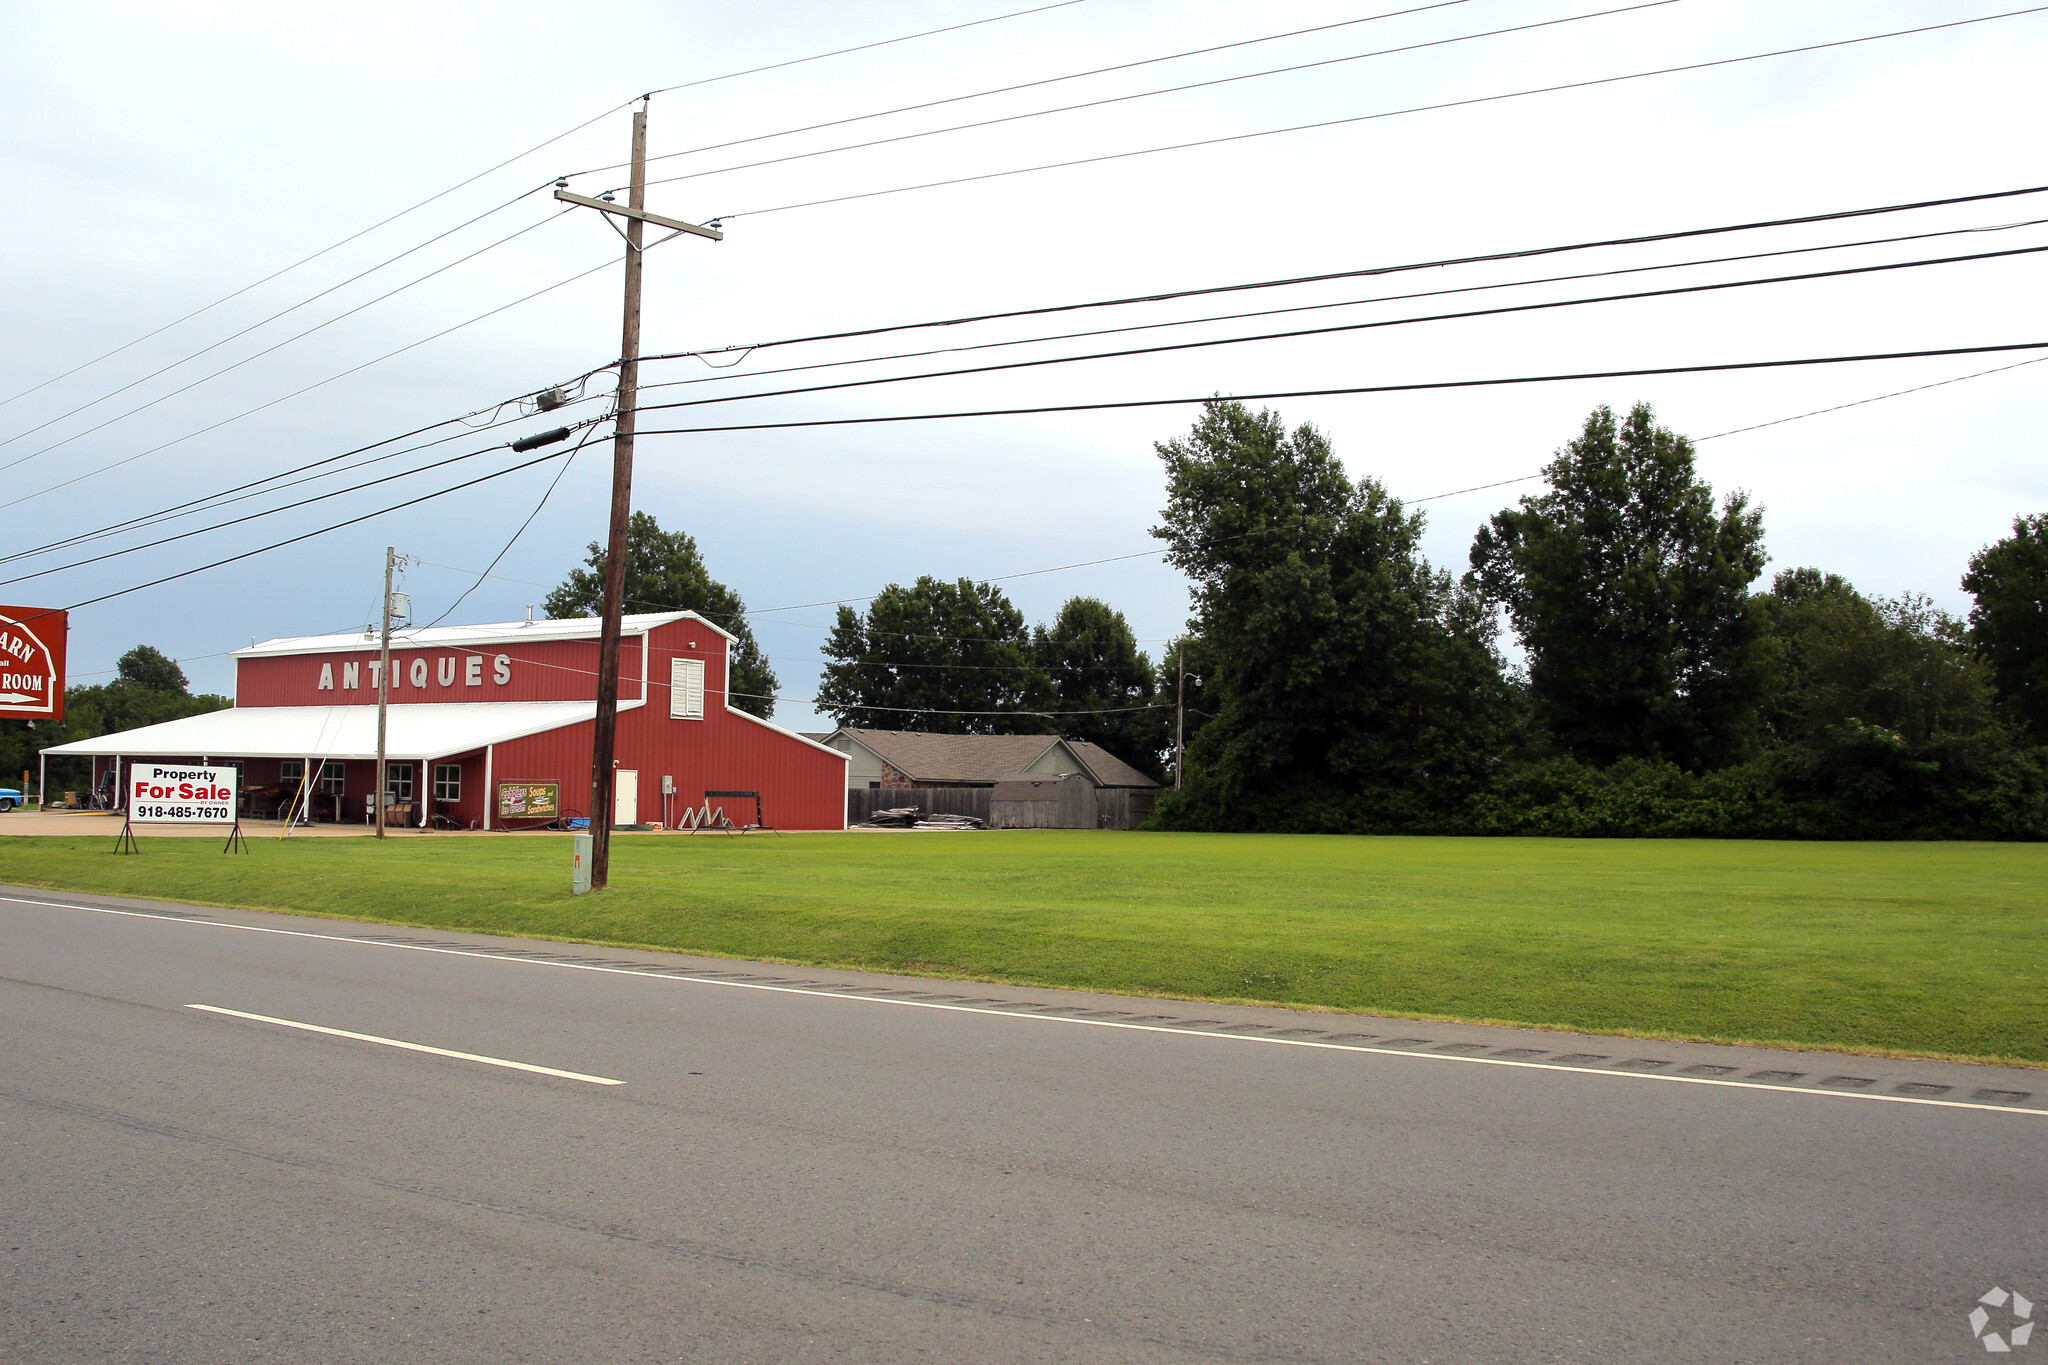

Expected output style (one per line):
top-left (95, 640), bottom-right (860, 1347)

top-left (857, 807), bottom-right (986, 830)
top-left (912, 813), bottom-right (985, 830)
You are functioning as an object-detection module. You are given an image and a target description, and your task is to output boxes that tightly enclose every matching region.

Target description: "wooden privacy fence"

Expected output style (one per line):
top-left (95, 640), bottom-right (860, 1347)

top-left (847, 787), bottom-right (992, 825)
top-left (846, 785), bottom-right (1157, 829)
top-left (1094, 787), bottom-right (1157, 830)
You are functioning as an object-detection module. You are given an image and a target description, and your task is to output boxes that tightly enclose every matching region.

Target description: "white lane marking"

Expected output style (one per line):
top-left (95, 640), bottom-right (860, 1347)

top-left (185, 1003), bottom-right (624, 1085)
top-left (6, 892), bottom-right (2039, 1116)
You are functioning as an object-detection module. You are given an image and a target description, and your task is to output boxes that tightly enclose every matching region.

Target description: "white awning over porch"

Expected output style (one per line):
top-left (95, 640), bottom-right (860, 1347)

top-left (38, 701), bottom-right (641, 761)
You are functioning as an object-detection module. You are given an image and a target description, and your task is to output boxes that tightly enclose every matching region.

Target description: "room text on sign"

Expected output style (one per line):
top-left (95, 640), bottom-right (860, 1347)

top-left (0, 605), bottom-right (66, 721)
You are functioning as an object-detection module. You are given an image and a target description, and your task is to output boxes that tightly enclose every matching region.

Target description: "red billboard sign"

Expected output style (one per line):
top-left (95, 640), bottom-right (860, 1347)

top-left (0, 606), bottom-right (67, 721)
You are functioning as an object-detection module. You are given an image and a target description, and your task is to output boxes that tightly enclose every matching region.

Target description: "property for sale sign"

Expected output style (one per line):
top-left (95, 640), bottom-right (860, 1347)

top-left (129, 764), bottom-right (236, 824)
top-left (0, 605), bottom-right (66, 720)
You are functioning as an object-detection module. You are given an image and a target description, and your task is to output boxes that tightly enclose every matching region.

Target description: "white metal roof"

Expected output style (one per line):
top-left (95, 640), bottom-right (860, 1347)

top-left (38, 701), bottom-right (642, 760)
top-left (232, 609), bottom-right (735, 658)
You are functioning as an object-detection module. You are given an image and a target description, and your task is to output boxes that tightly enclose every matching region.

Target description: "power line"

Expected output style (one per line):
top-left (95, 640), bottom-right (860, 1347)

top-left (37, 342), bottom-right (2047, 634)
top-left (362, 627), bottom-right (1173, 715)
top-left (1694, 355), bottom-right (2048, 440)
top-left (375, 345), bottom-right (2021, 661)
top-left (416, 421), bottom-right (609, 630)
top-left (60, 614), bottom-right (390, 684)
top-left (0, 419), bottom-right (604, 592)
top-left (744, 549), bottom-right (1236, 620)
top-left (0, 209), bottom-right (576, 480)
top-left (568, 0), bottom-right (1481, 182)
top-left (29, 441), bottom-right (593, 628)
top-left (631, 341), bottom-right (2048, 439)
top-left (378, 342), bottom-right (2048, 637)
top-left (777, 654), bottom-right (1154, 674)
top-left (768, 353), bottom-right (2048, 584)
top-left (319, 639), bottom-right (1172, 718)
top-left (0, 2), bottom-right (1087, 416)
top-left (340, 346), bottom-right (2048, 666)
top-left (1407, 353), bottom-right (2048, 503)
top-left (0, 116), bottom-right (627, 416)
top-left (415, 326), bottom-right (2048, 640)
top-left (634, 1), bottom-right (1675, 194)
top-left (1409, 475), bottom-right (1549, 505)
top-left (0, 189), bottom-right (550, 453)
top-left (709, 7), bottom-right (2048, 221)
top-left (728, 349), bottom-right (2048, 620)
top-left (646, 0), bottom-right (1090, 97)
top-left (634, 244), bottom-right (2048, 417)
top-left (640, 217), bottom-right (2048, 397)
top-left (791, 697), bottom-right (1169, 717)
top-left (643, 183), bottom-right (2048, 364)
top-left (0, 380), bottom-right (605, 572)
top-left (0, 255), bottom-right (618, 514)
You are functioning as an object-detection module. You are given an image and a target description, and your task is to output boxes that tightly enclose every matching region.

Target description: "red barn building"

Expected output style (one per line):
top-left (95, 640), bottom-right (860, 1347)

top-left (42, 612), bottom-right (847, 830)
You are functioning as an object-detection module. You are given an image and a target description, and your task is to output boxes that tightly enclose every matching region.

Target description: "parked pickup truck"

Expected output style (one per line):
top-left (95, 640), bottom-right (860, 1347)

top-left (0, 787), bottom-right (22, 812)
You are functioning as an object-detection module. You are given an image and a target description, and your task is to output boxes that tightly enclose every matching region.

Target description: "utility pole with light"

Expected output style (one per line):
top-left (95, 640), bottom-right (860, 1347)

top-left (1174, 643), bottom-right (1201, 790)
top-left (373, 546), bottom-right (413, 839)
top-left (554, 97), bottom-right (723, 890)
top-left (1175, 645), bottom-right (1186, 790)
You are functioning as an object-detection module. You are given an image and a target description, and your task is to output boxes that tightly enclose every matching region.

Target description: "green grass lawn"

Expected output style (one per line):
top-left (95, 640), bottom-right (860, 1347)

top-left (4, 830), bottom-right (2043, 1065)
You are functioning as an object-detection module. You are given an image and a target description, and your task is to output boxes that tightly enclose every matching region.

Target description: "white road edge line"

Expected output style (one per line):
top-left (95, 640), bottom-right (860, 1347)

top-left (184, 1003), bottom-right (624, 1085)
top-left (6, 892), bottom-right (2037, 1116)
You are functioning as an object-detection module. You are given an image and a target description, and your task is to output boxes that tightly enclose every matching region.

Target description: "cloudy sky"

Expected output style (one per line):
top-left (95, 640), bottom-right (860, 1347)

top-left (4, 0), bottom-right (2043, 729)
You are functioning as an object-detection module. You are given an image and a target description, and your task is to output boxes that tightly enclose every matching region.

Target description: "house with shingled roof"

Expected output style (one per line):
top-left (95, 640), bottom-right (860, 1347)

top-left (811, 728), bottom-right (1159, 792)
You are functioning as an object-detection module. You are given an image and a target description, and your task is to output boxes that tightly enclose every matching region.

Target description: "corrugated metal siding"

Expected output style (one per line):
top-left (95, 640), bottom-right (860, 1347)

top-left (641, 620), bottom-right (728, 713)
top-left (618, 708), bottom-right (846, 831)
top-left (483, 713), bottom-right (845, 829)
top-left (221, 618), bottom-right (844, 829)
top-left (490, 723), bottom-right (600, 822)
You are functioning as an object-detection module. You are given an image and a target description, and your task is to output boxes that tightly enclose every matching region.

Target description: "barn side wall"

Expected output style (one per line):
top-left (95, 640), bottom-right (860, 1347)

top-left (237, 635), bottom-right (649, 707)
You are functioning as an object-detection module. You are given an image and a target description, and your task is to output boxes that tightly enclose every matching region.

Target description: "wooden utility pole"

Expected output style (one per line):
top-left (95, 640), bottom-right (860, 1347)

top-left (555, 99), bottom-right (721, 890)
top-left (375, 545), bottom-right (394, 839)
top-left (584, 102), bottom-right (648, 890)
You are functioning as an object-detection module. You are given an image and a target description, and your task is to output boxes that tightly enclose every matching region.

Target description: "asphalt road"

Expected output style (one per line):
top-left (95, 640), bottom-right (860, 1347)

top-left (3, 885), bottom-right (2043, 1364)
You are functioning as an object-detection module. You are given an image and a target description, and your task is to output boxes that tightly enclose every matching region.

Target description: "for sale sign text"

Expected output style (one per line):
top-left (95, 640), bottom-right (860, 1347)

top-left (129, 764), bottom-right (236, 824)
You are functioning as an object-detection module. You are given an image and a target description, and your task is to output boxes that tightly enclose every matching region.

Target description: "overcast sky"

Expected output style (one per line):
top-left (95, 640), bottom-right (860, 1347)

top-left (4, 0), bottom-right (2044, 731)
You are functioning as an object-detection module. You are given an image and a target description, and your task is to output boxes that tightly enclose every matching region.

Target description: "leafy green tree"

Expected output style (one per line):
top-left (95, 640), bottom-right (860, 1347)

top-left (0, 721), bottom-right (39, 793)
top-left (545, 510), bottom-right (777, 718)
top-left (816, 577), bottom-right (1043, 734)
top-left (1751, 567), bottom-right (1862, 746)
top-left (8, 646), bottom-right (230, 792)
top-left (1755, 569), bottom-right (2006, 806)
top-left (1962, 512), bottom-right (2048, 742)
top-left (1151, 400), bottom-right (1518, 829)
top-left (1033, 596), bottom-right (1165, 778)
top-left (1470, 402), bottom-right (1767, 770)
top-left (116, 644), bottom-right (189, 693)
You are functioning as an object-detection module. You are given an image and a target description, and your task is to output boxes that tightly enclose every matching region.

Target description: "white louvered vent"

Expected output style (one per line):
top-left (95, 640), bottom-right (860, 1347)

top-left (670, 657), bottom-right (705, 719)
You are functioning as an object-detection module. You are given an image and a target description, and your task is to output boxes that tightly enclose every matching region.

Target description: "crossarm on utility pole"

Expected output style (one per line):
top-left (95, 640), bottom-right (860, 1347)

top-left (552, 190), bottom-right (723, 241)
